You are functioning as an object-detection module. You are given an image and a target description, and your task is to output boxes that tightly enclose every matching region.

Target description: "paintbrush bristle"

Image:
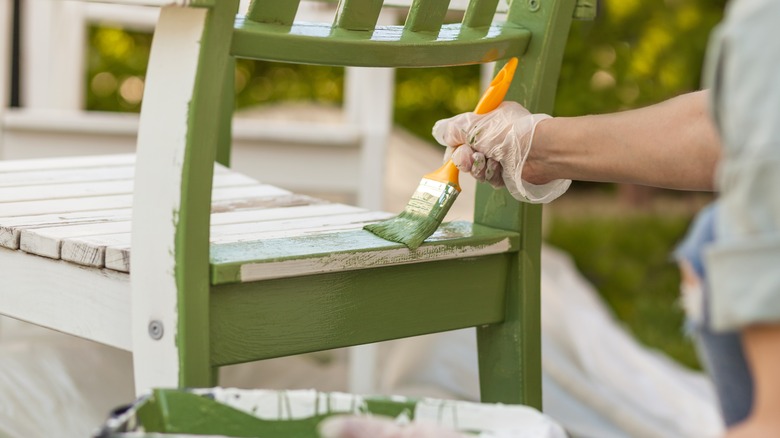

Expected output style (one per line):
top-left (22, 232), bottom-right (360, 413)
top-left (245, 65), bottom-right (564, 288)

top-left (364, 178), bottom-right (460, 249)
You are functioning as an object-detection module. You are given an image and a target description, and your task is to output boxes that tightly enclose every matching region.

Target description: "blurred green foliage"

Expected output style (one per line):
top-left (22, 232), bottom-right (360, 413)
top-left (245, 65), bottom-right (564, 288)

top-left (557, 0), bottom-right (726, 116)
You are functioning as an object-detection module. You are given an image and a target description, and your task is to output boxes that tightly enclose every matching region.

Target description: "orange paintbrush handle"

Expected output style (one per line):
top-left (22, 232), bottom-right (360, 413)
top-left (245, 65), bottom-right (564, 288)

top-left (474, 57), bottom-right (518, 115)
top-left (426, 57), bottom-right (518, 189)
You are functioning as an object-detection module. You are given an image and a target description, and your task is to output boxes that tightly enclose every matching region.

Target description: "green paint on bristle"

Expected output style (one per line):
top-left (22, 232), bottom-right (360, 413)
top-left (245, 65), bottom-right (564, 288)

top-left (364, 179), bottom-right (460, 249)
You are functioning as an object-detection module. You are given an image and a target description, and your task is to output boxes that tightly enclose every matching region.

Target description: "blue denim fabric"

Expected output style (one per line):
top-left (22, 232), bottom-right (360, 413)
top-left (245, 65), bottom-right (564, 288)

top-left (675, 204), bottom-right (754, 426)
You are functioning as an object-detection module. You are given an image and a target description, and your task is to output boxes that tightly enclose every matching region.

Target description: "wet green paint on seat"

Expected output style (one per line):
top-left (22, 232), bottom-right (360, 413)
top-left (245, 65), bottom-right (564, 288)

top-left (209, 221), bottom-right (519, 285)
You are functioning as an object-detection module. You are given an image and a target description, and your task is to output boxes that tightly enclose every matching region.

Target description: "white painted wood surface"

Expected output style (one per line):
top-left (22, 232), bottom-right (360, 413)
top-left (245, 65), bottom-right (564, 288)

top-left (0, 247), bottom-right (131, 351)
top-left (0, 153), bottom-right (134, 171)
top-left (129, 5), bottom-right (208, 393)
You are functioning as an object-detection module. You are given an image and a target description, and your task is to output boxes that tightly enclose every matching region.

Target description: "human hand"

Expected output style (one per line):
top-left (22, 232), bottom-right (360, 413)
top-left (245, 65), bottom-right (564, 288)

top-left (319, 416), bottom-right (469, 438)
top-left (432, 101), bottom-right (570, 203)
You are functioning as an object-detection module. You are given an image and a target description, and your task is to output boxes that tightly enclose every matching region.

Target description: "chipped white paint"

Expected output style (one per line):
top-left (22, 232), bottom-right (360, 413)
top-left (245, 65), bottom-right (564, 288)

top-left (0, 181), bottom-right (287, 252)
top-left (62, 234), bottom-right (127, 267)
top-left (130, 5), bottom-right (208, 394)
top-left (0, 247), bottom-right (131, 350)
top-left (43, 204), bottom-right (362, 269)
top-left (0, 208), bottom-right (132, 249)
top-left (106, 245), bottom-right (132, 272)
top-left (20, 221), bottom-right (132, 259)
top-left (239, 238), bottom-right (513, 282)
top-left (73, 209), bottom-right (388, 272)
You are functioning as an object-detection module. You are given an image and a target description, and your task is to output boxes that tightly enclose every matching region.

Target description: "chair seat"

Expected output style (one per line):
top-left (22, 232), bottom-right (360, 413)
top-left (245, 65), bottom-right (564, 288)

top-left (0, 154), bottom-right (519, 285)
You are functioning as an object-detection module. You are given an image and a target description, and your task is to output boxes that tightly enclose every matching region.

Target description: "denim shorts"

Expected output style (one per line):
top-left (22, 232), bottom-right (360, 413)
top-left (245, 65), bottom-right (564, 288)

top-left (674, 204), bottom-right (753, 426)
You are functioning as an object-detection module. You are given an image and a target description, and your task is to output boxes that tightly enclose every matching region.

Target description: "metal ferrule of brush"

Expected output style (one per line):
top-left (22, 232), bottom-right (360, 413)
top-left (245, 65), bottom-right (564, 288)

top-left (406, 179), bottom-right (460, 217)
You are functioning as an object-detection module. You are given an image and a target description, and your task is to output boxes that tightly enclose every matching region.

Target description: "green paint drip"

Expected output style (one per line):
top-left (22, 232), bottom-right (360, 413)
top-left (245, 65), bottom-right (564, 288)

top-left (364, 179), bottom-right (459, 249)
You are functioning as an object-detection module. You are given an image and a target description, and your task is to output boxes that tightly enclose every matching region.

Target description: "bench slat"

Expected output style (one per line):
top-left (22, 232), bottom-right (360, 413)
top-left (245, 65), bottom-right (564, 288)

top-left (54, 204), bottom-right (364, 267)
top-left (0, 185), bottom-right (291, 217)
top-left (0, 154), bottom-right (135, 173)
top-left (211, 221), bottom-right (519, 284)
top-left (6, 189), bottom-right (317, 254)
top-left (0, 172), bottom-right (256, 203)
top-left (0, 165), bottom-right (135, 187)
top-left (59, 208), bottom-right (386, 269)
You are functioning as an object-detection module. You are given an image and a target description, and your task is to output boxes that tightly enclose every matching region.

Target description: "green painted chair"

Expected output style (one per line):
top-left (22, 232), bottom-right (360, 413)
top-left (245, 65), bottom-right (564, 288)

top-left (0, 0), bottom-right (592, 411)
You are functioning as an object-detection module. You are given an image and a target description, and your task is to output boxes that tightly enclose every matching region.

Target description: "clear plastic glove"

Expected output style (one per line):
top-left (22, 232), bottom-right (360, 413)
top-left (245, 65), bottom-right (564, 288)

top-left (319, 416), bottom-right (469, 438)
top-left (432, 101), bottom-right (571, 204)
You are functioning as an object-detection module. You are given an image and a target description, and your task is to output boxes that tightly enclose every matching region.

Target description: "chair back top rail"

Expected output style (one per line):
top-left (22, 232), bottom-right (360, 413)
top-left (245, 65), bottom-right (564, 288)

top-left (234, 0), bottom-right (532, 67)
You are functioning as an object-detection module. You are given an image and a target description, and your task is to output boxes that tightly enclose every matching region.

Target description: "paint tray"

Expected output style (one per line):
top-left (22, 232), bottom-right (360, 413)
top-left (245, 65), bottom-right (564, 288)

top-left (95, 387), bottom-right (566, 437)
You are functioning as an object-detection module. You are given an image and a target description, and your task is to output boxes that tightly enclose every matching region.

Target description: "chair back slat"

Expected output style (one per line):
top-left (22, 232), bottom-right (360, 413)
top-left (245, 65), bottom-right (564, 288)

top-left (404, 0), bottom-right (451, 33)
top-left (462, 0), bottom-right (500, 28)
top-left (334, 0), bottom-right (384, 31)
top-left (247, 0), bottom-right (302, 25)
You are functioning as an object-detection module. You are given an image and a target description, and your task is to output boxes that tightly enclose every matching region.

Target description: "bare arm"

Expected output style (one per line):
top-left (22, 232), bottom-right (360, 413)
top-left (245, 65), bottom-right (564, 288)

top-left (525, 90), bottom-right (721, 191)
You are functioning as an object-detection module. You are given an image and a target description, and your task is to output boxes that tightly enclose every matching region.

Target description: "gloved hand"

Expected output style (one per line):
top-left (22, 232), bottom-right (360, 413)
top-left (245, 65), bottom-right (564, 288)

top-left (432, 101), bottom-right (571, 204)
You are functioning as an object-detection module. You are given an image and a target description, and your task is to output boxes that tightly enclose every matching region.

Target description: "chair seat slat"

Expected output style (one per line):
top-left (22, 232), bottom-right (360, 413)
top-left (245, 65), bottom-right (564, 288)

top-left (0, 165), bottom-right (135, 188)
top-left (0, 154), bottom-right (135, 173)
top-left (211, 221), bottom-right (519, 284)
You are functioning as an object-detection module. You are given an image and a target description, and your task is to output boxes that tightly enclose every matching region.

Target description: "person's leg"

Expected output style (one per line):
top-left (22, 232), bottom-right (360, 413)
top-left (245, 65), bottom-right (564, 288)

top-left (725, 324), bottom-right (780, 437)
top-left (690, 320), bottom-right (753, 426)
top-left (676, 205), bottom-right (754, 426)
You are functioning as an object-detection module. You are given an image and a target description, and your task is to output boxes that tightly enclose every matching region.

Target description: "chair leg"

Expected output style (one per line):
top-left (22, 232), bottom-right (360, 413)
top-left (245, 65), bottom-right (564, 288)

top-left (476, 252), bottom-right (543, 409)
top-left (474, 186), bottom-right (543, 409)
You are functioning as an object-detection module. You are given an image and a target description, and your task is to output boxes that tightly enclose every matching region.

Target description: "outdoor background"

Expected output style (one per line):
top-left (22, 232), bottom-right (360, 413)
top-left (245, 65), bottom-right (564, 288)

top-left (86, 0), bottom-right (727, 369)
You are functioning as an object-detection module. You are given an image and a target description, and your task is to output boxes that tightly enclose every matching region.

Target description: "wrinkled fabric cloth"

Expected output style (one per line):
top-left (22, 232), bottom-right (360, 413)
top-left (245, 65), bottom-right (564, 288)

top-left (432, 102), bottom-right (570, 204)
top-left (703, 0), bottom-right (780, 331)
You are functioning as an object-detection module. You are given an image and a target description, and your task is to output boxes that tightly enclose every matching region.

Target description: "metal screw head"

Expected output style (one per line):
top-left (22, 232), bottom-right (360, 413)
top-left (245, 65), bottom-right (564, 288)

top-left (528, 0), bottom-right (541, 12)
top-left (148, 320), bottom-right (164, 340)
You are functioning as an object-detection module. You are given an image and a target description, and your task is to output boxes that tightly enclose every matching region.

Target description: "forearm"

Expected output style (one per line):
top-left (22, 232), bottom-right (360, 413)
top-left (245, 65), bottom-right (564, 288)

top-left (527, 90), bottom-right (721, 190)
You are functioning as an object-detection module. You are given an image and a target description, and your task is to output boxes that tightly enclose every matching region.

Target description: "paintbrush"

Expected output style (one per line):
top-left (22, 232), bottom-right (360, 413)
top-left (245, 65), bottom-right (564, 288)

top-left (364, 57), bottom-right (518, 249)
